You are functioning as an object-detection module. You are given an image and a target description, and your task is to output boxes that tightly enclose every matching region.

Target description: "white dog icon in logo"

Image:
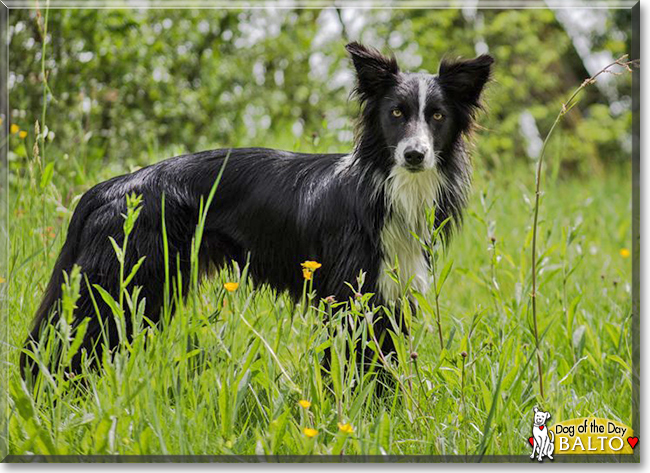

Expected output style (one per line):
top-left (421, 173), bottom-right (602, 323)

top-left (530, 407), bottom-right (555, 461)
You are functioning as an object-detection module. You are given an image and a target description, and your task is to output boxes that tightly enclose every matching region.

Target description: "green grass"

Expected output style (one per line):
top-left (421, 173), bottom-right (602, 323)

top-left (3, 147), bottom-right (632, 456)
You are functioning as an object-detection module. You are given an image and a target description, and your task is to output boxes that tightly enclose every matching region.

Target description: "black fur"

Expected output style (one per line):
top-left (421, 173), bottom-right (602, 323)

top-left (21, 43), bottom-right (492, 380)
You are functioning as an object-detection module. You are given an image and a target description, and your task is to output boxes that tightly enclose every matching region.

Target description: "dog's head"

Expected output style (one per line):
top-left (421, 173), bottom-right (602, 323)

top-left (346, 42), bottom-right (493, 173)
top-left (533, 406), bottom-right (551, 426)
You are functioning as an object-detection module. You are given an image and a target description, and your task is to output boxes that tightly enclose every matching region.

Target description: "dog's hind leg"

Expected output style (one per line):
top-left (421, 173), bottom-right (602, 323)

top-left (546, 431), bottom-right (555, 460)
top-left (20, 188), bottom-right (109, 380)
top-left (21, 193), bottom-right (195, 381)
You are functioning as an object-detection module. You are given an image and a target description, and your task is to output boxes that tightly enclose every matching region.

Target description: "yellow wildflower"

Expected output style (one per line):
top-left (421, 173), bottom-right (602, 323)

top-left (302, 268), bottom-right (313, 281)
top-left (0, 277), bottom-right (5, 284)
top-left (18, 130), bottom-right (27, 139)
top-left (301, 261), bottom-right (322, 271)
top-left (303, 427), bottom-right (318, 438)
top-left (337, 422), bottom-right (354, 434)
top-left (224, 282), bottom-right (239, 292)
top-left (298, 399), bottom-right (311, 409)
top-left (10, 124), bottom-right (19, 134)
top-left (620, 248), bottom-right (631, 258)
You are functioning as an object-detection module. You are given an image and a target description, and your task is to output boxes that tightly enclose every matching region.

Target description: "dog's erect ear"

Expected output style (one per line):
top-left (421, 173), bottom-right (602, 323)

top-left (346, 42), bottom-right (399, 101)
top-left (533, 407), bottom-right (539, 414)
top-left (438, 54), bottom-right (494, 110)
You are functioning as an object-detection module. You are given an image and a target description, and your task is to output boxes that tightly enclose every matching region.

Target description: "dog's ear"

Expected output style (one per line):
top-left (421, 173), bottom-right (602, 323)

top-left (438, 54), bottom-right (494, 112)
top-left (533, 407), bottom-right (539, 413)
top-left (346, 42), bottom-right (399, 102)
top-left (545, 412), bottom-right (551, 421)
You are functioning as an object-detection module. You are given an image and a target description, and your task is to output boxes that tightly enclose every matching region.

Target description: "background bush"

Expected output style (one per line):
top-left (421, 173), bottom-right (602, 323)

top-left (7, 7), bottom-right (632, 184)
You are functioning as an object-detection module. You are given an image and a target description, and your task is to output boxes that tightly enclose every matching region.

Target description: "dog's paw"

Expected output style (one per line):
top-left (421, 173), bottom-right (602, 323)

top-left (548, 455), bottom-right (553, 460)
top-left (538, 457), bottom-right (543, 462)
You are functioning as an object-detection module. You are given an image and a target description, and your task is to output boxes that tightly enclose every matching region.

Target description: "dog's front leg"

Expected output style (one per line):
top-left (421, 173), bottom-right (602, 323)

top-left (363, 298), bottom-right (409, 370)
top-left (538, 438), bottom-right (547, 461)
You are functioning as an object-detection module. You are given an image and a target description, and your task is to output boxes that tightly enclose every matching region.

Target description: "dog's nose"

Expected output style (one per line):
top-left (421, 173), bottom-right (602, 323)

top-left (404, 148), bottom-right (425, 166)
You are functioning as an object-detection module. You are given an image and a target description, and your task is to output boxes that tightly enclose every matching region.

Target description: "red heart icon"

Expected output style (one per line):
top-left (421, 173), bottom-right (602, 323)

top-left (540, 426), bottom-right (544, 430)
top-left (529, 437), bottom-right (534, 446)
top-left (627, 437), bottom-right (639, 449)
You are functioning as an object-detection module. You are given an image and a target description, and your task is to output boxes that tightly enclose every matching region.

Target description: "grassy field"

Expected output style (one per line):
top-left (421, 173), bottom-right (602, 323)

top-left (3, 142), bottom-right (632, 457)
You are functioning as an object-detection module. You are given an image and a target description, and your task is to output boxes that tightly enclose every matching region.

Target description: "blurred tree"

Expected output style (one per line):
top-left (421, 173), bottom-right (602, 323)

top-left (7, 6), bottom-right (632, 189)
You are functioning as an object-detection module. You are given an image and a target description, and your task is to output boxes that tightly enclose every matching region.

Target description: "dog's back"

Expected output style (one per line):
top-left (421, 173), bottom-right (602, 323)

top-left (20, 148), bottom-right (380, 378)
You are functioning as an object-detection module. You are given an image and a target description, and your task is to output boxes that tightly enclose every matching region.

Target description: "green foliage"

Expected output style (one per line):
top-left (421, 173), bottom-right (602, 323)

top-left (7, 7), bottom-right (631, 187)
top-left (5, 156), bottom-right (632, 455)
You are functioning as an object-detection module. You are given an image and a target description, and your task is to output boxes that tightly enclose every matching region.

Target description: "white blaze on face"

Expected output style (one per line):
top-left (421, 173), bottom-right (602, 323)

top-left (394, 76), bottom-right (435, 169)
top-left (418, 75), bottom-right (428, 123)
top-left (380, 76), bottom-right (444, 303)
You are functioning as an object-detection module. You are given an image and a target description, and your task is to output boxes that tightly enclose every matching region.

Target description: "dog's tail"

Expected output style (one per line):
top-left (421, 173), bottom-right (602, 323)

top-left (19, 189), bottom-right (101, 380)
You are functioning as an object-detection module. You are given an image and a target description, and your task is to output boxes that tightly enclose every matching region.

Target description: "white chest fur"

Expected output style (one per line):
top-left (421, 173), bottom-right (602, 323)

top-left (377, 167), bottom-right (445, 302)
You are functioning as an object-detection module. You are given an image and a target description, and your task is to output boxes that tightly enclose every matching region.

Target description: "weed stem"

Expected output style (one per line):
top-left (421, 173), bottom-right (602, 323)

top-left (530, 55), bottom-right (639, 400)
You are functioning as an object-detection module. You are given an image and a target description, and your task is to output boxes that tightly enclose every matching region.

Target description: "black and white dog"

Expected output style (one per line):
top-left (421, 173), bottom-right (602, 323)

top-left (21, 42), bottom-right (492, 379)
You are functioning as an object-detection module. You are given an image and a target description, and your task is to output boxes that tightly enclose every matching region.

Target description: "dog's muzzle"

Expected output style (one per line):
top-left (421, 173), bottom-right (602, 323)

top-left (403, 144), bottom-right (429, 171)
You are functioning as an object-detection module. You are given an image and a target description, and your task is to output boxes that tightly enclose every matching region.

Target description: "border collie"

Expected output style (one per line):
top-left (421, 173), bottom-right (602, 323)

top-left (21, 42), bottom-right (493, 379)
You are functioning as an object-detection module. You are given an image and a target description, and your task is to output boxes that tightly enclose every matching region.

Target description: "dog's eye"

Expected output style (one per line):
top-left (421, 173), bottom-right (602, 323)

top-left (432, 112), bottom-right (444, 121)
top-left (391, 109), bottom-right (403, 118)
